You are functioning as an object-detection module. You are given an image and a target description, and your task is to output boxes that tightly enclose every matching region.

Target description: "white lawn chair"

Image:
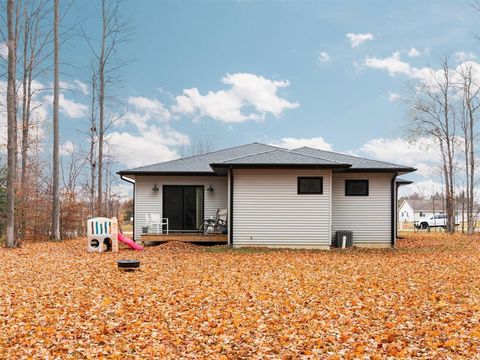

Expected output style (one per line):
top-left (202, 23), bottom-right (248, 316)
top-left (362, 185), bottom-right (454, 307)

top-left (145, 213), bottom-right (169, 234)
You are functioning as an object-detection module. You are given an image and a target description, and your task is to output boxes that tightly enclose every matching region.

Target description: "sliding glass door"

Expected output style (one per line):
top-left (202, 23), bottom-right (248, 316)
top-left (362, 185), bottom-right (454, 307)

top-left (163, 185), bottom-right (204, 232)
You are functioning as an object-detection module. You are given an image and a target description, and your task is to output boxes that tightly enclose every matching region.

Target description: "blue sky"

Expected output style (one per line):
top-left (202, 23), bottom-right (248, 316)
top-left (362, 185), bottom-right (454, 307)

top-left (10, 0), bottom-right (480, 195)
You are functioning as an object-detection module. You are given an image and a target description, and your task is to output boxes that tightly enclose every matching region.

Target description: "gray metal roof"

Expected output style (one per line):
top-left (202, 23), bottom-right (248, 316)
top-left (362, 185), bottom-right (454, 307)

top-left (396, 178), bottom-right (413, 185)
top-left (118, 143), bottom-right (278, 174)
top-left (292, 147), bottom-right (415, 171)
top-left (211, 149), bottom-right (351, 167)
top-left (118, 142), bottom-right (416, 175)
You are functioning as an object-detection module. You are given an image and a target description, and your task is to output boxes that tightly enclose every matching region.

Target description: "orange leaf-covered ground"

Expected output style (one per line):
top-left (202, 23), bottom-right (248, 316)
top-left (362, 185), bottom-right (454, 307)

top-left (1, 233), bottom-right (480, 359)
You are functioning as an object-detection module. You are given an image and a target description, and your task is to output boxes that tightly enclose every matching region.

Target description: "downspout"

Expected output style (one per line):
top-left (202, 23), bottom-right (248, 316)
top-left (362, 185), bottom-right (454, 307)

top-left (120, 175), bottom-right (135, 240)
top-left (391, 172), bottom-right (398, 247)
top-left (229, 167), bottom-right (234, 247)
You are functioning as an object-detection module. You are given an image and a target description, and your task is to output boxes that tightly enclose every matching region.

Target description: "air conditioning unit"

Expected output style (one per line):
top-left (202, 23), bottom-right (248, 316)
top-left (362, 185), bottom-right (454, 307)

top-left (334, 231), bottom-right (353, 248)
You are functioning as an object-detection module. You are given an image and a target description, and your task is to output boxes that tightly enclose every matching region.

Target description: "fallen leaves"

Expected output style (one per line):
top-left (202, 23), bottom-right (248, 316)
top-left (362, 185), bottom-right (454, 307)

top-left (0, 233), bottom-right (480, 358)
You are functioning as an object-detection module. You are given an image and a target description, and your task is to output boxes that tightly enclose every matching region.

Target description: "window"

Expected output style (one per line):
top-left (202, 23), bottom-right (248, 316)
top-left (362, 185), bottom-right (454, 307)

top-left (297, 177), bottom-right (323, 194)
top-left (345, 180), bottom-right (369, 196)
top-left (419, 212), bottom-right (425, 217)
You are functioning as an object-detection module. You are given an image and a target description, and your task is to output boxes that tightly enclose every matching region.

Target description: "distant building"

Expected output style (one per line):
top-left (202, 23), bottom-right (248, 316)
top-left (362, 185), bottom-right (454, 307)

top-left (398, 199), bottom-right (444, 223)
top-left (398, 199), bottom-right (479, 226)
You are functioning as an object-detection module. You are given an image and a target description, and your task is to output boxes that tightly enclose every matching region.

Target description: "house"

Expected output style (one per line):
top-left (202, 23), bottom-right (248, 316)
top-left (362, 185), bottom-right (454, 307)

top-left (118, 143), bottom-right (415, 248)
top-left (398, 199), bottom-right (444, 223)
top-left (398, 198), bottom-right (479, 226)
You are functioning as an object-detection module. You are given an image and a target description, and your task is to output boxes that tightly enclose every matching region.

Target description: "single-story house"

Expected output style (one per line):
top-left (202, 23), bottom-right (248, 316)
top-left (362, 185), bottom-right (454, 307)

top-left (398, 199), bottom-right (443, 223)
top-left (398, 198), bottom-right (480, 224)
top-left (118, 143), bottom-right (415, 249)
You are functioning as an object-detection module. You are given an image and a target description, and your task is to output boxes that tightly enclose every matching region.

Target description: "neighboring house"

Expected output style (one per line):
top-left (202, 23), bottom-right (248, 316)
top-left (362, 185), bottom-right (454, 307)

top-left (398, 198), bottom-right (480, 226)
top-left (398, 199), bottom-right (446, 222)
top-left (118, 143), bottom-right (415, 249)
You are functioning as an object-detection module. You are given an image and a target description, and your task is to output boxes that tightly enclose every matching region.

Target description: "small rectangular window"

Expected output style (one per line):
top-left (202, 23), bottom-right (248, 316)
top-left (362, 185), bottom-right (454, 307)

top-left (298, 177), bottom-right (323, 194)
top-left (345, 180), bottom-right (369, 196)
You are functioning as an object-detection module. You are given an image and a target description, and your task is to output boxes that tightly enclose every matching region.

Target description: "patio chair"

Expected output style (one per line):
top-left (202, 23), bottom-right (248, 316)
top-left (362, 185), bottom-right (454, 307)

top-left (202, 208), bottom-right (228, 235)
top-left (145, 213), bottom-right (169, 234)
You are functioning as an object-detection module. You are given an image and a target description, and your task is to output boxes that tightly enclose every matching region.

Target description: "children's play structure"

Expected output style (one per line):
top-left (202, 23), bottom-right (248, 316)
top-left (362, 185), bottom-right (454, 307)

top-left (87, 217), bottom-right (143, 252)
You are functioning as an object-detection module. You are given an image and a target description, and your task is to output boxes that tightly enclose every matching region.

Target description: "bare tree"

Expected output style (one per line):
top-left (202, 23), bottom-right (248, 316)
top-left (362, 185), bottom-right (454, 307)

top-left (458, 63), bottom-right (479, 234)
top-left (88, 68), bottom-right (97, 217)
top-left (19, 0), bottom-right (53, 238)
top-left (82, 0), bottom-right (129, 216)
top-left (51, 0), bottom-right (60, 241)
top-left (407, 57), bottom-right (458, 233)
top-left (6, 0), bottom-right (17, 247)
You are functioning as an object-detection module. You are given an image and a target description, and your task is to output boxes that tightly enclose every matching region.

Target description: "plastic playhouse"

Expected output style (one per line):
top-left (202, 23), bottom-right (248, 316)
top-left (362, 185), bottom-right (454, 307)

top-left (87, 217), bottom-right (143, 252)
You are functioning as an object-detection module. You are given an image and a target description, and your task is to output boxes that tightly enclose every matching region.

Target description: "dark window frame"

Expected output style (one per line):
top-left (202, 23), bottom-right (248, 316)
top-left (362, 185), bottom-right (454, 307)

top-left (297, 177), bottom-right (323, 195)
top-left (345, 179), bottom-right (369, 196)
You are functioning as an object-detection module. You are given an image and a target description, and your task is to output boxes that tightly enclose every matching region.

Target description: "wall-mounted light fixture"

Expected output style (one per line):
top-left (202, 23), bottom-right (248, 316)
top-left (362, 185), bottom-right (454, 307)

top-left (207, 184), bottom-right (214, 192)
top-left (152, 184), bottom-right (159, 192)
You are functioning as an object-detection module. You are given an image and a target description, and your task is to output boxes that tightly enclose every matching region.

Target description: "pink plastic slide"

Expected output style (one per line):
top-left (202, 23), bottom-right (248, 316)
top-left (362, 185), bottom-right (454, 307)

top-left (118, 233), bottom-right (144, 251)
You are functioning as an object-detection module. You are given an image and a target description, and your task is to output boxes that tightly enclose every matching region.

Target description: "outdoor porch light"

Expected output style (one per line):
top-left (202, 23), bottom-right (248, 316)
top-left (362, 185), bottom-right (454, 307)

top-left (207, 184), bottom-right (214, 192)
top-left (152, 184), bottom-right (159, 192)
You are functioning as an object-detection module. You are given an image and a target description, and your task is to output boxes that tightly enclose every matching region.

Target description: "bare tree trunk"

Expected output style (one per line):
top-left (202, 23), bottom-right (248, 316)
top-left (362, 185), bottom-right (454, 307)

top-left (51, 0), bottom-right (60, 241)
top-left (19, 3), bottom-right (29, 239)
top-left (96, 0), bottom-right (107, 217)
top-left (13, 0), bottom-right (20, 179)
top-left (6, 0), bottom-right (17, 248)
top-left (89, 70), bottom-right (97, 218)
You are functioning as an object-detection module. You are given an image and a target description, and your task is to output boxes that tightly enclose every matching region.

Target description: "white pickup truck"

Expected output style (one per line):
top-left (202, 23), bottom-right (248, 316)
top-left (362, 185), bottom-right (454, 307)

top-left (414, 214), bottom-right (460, 230)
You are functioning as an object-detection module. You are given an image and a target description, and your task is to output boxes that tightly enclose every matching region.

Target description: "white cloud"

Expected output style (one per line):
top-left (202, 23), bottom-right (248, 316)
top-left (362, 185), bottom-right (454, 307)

top-left (74, 80), bottom-right (89, 95)
top-left (0, 43), bottom-right (7, 59)
top-left (59, 80), bottom-right (89, 95)
top-left (454, 51), bottom-right (477, 63)
top-left (318, 51), bottom-right (330, 63)
top-left (59, 95), bottom-right (88, 118)
top-left (388, 92), bottom-right (401, 102)
top-left (364, 53), bottom-right (480, 94)
top-left (107, 125), bottom-right (189, 168)
top-left (407, 48), bottom-right (421, 57)
top-left (346, 32), bottom-right (374, 48)
top-left (356, 137), bottom-right (440, 178)
top-left (42, 93), bottom-right (88, 119)
top-left (111, 182), bottom-right (133, 202)
top-left (270, 136), bottom-right (333, 151)
top-left (124, 96), bottom-right (171, 130)
top-left (0, 80), bottom-right (48, 148)
top-left (172, 72), bottom-right (298, 123)
top-left (173, 88), bottom-right (255, 123)
top-left (363, 52), bottom-right (433, 80)
top-left (60, 140), bottom-right (76, 156)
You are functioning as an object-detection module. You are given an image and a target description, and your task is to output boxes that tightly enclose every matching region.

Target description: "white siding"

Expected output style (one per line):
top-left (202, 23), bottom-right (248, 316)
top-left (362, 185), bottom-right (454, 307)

top-left (134, 176), bottom-right (227, 241)
top-left (233, 169), bottom-right (332, 248)
top-left (332, 172), bottom-right (393, 246)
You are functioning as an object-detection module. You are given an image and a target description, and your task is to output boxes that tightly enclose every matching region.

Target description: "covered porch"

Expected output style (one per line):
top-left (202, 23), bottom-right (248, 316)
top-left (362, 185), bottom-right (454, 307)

top-left (132, 175), bottom-right (231, 244)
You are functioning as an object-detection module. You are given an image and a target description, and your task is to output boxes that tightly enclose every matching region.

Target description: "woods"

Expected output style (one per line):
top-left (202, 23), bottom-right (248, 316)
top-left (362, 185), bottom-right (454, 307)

top-left (407, 58), bottom-right (480, 234)
top-left (0, 0), bottom-right (129, 246)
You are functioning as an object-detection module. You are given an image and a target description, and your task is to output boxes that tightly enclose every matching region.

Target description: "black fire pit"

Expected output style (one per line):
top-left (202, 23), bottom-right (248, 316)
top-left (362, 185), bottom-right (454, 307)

top-left (117, 259), bottom-right (140, 271)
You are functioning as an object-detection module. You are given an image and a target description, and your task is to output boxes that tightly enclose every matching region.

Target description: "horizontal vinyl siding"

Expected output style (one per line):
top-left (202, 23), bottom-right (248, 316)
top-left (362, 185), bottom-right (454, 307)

top-left (233, 169), bottom-right (331, 247)
top-left (332, 173), bottom-right (393, 246)
top-left (134, 176), bottom-right (227, 241)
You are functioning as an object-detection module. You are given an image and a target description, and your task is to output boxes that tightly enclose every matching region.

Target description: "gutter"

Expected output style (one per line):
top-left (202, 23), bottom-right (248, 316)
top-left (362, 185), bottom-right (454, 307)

top-left (120, 175), bottom-right (136, 241)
